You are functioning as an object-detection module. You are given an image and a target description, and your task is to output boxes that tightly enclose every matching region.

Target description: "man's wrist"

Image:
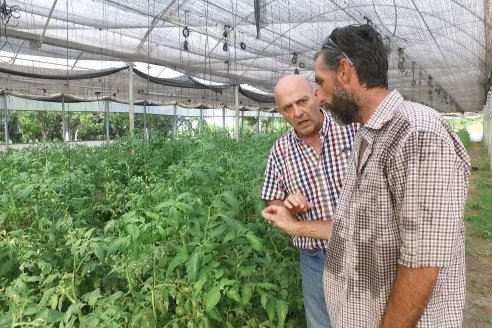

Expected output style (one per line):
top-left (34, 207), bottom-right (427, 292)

top-left (285, 220), bottom-right (301, 236)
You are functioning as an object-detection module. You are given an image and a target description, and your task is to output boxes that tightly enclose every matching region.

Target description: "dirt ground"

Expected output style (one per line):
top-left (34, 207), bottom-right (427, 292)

top-left (464, 143), bottom-right (492, 328)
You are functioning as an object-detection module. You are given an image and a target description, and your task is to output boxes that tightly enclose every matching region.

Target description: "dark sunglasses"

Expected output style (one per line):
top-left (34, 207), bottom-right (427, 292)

top-left (321, 37), bottom-right (354, 66)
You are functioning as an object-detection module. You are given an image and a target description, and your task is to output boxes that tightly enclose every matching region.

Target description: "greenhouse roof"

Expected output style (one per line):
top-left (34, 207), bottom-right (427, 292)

top-left (0, 0), bottom-right (491, 112)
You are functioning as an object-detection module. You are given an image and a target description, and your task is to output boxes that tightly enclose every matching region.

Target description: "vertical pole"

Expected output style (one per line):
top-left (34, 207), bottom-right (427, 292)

top-left (488, 95), bottom-right (492, 170)
top-left (241, 109), bottom-right (244, 135)
top-left (172, 103), bottom-right (177, 139)
top-left (486, 95), bottom-right (490, 154)
top-left (234, 85), bottom-right (240, 140)
top-left (143, 100), bottom-right (148, 140)
top-left (271, 111), bottom-right (275, 132)
top-left (105, 99), bottom-right (110, 142)
top-left (128, 64), bottom-right (135, 136)
top-left (199, 107), bottom-right (204, 137)
top-left (488, 112), bottom-right (492, 170)
top-left (222, 106), bottom-right (226, 130)
top-left (2, 92), bottom-right (8, 149)
top-left (62, 94), bottom-right (69, 142)
top-left (486, 114), bottom-right (488, 151)
top-left (256, 109), bottom-right (260, 133)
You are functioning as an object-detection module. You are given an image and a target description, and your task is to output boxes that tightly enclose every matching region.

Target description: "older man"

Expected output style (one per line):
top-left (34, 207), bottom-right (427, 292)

top-left (261, 74), bottom-right (357, 328)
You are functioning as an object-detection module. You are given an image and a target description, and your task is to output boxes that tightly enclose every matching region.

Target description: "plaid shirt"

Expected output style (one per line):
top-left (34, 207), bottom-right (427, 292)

top-left (324, 91), bottom-right (470, 328)
top-left (261, 109), bottom-right (358, 250)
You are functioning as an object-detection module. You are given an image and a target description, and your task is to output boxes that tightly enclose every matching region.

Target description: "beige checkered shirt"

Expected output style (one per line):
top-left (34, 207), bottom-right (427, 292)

top-left (324, 91), bottom-right (470, 328)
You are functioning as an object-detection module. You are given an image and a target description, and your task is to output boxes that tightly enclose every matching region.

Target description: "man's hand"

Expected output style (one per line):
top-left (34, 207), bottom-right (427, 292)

top-left (262, 204), bottom-right (332, 240)
top-left (283, 191), bottom-right (314, 214)
top-left (262, 205), bottom-right (298, 234)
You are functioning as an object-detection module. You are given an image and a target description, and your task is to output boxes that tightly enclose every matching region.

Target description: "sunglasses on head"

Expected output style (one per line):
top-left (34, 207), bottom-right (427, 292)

top-left (321, 37), bottom-right (354, 66)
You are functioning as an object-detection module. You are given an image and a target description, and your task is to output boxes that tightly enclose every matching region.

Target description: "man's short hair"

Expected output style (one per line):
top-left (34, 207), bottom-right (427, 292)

top-left (317, 24), bottom-right (389, 88)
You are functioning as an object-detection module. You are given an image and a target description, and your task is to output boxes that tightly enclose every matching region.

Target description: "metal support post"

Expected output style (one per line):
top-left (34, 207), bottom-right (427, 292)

top-left (172, 103), bottom-right (177, 139)
top-left (2, 92), bottom-right (8, 149)
top-left (128, 64), bottom-right (135, 136)
top-left (105, 99), bottom-right (110, 142)
top-left (234, 86), bottom-right (240, 140)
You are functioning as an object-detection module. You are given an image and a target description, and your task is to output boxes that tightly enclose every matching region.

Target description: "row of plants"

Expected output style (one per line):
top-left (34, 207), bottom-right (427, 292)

top-left (0, 132), bottom-right (306, 327)
top-left (0, 111), bottom-right (287, 144)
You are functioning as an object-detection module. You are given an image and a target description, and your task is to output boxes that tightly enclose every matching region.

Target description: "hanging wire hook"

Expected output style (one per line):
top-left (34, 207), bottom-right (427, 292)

top-left (182, 26), bottom-right (190, 38)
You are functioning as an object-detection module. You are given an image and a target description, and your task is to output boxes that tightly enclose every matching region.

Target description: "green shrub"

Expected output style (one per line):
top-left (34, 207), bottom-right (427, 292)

top-left (457, 128), bottom-right (472, 150)
top-left (0, 133), bottom-right (305, 327)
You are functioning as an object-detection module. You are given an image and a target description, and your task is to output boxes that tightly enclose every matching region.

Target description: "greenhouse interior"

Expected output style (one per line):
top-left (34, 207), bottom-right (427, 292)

top-left (1, 0), bottom-right (492, 327)
top-left (0, 0), bottom-right (489, 146)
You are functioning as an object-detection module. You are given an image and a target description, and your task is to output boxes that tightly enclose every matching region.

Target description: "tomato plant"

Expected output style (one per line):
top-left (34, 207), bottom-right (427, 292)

top-left (0, 133), bottom-right (306, 327)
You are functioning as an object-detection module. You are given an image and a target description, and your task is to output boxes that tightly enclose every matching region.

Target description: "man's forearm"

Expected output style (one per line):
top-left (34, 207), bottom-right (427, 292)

top-left (380, 265), bottom-right (439, 328)
top-left (287, 219), bottom-right (332, 240)
top-left (262, 200), bottom-right (332, 240)
top-left (265, 199), bottom-right (284, 207)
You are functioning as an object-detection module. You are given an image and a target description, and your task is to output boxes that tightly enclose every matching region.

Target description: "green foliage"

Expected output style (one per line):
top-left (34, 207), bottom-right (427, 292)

top-left (457, 129), bottom-right (472, 150)
top-left (445, 117), bottom-right (482, 134)
top-left (2, 112), bottom-right (177, 144)
top-left (0, 132), bottom-right (304, 327)
top-left (464, 142), bottom-right (492, 239)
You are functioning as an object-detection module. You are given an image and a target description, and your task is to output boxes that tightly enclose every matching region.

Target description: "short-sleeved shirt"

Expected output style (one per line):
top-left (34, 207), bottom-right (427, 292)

top-left (261, 109), bottom-right (358, 250)
top-left (324, 90), bottom-right (470, 328)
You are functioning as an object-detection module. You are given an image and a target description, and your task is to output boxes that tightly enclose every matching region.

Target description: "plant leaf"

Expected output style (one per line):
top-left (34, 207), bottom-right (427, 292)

top-left (223, 230), bottom-right (237, 243)
top-left (226, 289), bottom-right (241, 303)
top-left (205, 286), bottom-right (221, 312)
top-left (35, 308), bottom-right (64, 324)
top-left (222, 191), bottom-right (239, 214)
top-left (245, 231), bottom-right (263, 252)
top-left (241, 284), bottom-right (253, 305)
top-left (0, 312), bottom-right (12, 328)
top-left (186, 251), bottom-right (201, 282)
top-left (266, 298), bottom-right (276, 322)
top-left (276, 300), bottom-right (289, 328)
top-left (166, 250), bottom-right (188, 276)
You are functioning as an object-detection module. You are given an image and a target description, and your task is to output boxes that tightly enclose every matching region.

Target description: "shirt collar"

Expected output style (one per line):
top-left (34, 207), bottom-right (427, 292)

top-left (364, 90), bottom-right (403, 130)
top-left (319, 108), bottom-right (331, 137)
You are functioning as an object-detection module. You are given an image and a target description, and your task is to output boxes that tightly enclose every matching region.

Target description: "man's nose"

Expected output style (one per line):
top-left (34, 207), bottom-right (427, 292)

top-left (293, 104), bottom-right (304, 116)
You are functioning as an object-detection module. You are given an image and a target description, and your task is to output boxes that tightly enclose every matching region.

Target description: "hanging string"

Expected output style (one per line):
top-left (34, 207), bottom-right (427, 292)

top-left (147, 1), bottom-right (157, 324)
top-left (287, 0), bottom-right (291, 66)
top-left (411, 61), bottom-right (416, 101)
top-left (64, 0), bottom-right (73, 216)
top-left (204, 0), bottom-right (212, 109)
top-left (177, 0), bottom-right (184, 127)
top-left (232, 0), bottom-right (238, 82)
top-left (144, 0), bottom-right (154, 142)
top-left (0, 0), bottom-right (20, 56)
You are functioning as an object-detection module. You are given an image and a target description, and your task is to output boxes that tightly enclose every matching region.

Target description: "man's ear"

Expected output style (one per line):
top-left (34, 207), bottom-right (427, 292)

top-left (338, 58), bottom-right (357, 87)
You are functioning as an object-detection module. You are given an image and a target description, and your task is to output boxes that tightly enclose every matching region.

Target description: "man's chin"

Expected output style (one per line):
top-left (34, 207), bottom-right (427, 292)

top-left (332, 113), bottom-right (355, 126)
top-left (295, 125), bottom-right (314, 137)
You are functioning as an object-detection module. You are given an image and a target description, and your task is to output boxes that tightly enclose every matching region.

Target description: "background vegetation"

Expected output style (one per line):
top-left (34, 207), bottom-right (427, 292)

top-left (0, 111), bottom-right (286, 144)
